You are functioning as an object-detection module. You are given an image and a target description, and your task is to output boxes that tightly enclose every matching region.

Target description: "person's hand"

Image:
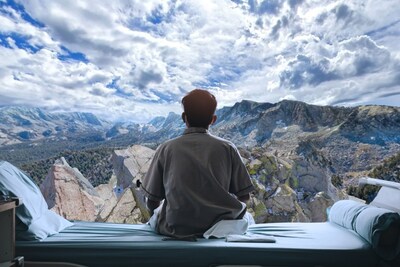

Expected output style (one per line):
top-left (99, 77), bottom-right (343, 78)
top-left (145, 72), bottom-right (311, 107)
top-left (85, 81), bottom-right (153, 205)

top-left (146, 198), bottom-right (161, 216)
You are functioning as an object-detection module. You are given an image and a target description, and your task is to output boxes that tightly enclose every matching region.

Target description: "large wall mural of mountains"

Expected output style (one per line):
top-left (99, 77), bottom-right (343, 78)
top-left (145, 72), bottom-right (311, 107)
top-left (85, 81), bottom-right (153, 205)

top-left (1, 100), bottom-right (399, 224)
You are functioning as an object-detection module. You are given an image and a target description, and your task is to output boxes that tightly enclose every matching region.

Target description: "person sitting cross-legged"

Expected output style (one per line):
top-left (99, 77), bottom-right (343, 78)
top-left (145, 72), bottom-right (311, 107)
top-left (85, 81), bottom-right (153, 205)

top-left (142, 89), bottom-right (255, 239)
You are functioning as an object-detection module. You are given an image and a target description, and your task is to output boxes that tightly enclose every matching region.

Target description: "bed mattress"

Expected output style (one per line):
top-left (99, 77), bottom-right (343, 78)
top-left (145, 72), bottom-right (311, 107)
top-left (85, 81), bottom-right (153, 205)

top-left (16, 221), bottom-right (378, 267)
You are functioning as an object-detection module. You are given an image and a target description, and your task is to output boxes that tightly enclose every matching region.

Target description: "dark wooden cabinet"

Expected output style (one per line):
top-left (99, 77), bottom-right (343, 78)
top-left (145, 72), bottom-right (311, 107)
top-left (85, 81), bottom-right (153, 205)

top-left (0, 198), bottom-right (23, 267)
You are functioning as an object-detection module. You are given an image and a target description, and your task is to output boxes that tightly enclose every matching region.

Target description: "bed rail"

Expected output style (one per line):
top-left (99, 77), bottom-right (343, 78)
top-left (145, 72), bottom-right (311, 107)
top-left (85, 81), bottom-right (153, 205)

top-left (359, 177), bottom-right (400, 190)
top-left (359, 177), bottom-right (400, 213)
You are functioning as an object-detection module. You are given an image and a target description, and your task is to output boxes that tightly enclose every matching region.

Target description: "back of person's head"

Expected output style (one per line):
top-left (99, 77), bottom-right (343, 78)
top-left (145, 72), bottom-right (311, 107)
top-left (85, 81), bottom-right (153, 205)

top-left (181, 89), bottom-right (217, 128)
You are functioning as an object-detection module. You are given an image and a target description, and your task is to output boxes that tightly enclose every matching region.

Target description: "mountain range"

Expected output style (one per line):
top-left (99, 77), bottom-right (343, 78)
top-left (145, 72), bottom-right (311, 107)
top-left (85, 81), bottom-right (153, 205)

top-left (0, 100), bottom-right (399, 177)
top-left (0, 106), bottom-right (107, 146)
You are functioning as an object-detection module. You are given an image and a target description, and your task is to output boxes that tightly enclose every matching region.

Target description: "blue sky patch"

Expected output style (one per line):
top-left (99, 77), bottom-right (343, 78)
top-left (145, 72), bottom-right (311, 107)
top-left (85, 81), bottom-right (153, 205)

top-left (58, 45), bottom-right (88, 63)
top-left (0, 32), bottom-right (42, 52)
top-left (1, 0), bottom-right (45, 28)
top-left (107, 78), bottom-right (134, 98)
top-left (150, 89), bottom-right (177, 103)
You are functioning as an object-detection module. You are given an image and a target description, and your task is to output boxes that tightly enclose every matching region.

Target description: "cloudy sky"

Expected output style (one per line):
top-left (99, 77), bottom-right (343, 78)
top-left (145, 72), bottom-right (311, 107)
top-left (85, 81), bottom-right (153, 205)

top-left (0, 0), bottom-right (399, 122)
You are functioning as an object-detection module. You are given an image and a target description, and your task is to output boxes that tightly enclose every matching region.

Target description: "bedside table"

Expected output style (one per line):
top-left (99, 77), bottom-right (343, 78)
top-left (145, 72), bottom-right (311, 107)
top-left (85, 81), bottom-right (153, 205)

top-left (0, 198), bottom-right (23, 267)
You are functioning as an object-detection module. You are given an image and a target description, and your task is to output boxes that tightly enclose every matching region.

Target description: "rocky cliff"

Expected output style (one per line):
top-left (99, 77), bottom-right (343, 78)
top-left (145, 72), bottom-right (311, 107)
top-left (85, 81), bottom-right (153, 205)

top-left (40, 156), bottom-right (148, 223)
top-left (111, 145), bottom-right (155, 190)
top-left (40, 157), bottom-right (104, 221)
top-left (111, 145), bottom-right (155, 220)
top-left (245, 150), bottom-right (340, 223)
top-left (37, 145), bottom-right (337, 224)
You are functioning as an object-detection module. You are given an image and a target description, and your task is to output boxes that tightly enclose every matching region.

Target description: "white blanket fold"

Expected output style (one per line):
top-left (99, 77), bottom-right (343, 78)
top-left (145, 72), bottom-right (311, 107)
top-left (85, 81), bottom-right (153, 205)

top-left (226, 233), bottom-right (276, 243)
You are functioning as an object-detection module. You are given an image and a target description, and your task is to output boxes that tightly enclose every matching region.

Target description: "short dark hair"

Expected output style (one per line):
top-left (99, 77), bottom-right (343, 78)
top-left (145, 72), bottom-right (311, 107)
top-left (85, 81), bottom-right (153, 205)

top-left (181, 89), bottom-right (217, 128)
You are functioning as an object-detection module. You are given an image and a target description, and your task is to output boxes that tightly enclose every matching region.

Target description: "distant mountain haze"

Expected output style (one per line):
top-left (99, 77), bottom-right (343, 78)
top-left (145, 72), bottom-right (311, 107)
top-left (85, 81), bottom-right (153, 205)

top-left (0, 106), bottom-right (108, 146)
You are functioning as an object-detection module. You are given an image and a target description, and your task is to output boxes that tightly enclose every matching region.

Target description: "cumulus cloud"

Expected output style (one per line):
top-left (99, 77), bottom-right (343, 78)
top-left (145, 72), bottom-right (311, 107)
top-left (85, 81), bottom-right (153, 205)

top-left (278, 35), bottom-right (392, 89)
top-left (0, 0), bottom-right (399, 122)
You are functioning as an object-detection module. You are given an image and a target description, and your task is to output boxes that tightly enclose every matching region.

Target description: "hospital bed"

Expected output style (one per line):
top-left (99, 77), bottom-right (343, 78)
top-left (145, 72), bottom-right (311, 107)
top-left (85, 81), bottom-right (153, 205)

top-left (16, 221), bottom-right (378, 267)
top-left (13, 177), bottom-right (399, 267)
top-left (0, 159), bottom-right (397, 267)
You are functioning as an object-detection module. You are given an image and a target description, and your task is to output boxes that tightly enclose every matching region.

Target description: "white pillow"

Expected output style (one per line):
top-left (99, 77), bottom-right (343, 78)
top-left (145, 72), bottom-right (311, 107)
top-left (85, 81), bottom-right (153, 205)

top-left (0, 161), bottom-right (73, 240)
top-left (329, 200), bottom-right (400, 261)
